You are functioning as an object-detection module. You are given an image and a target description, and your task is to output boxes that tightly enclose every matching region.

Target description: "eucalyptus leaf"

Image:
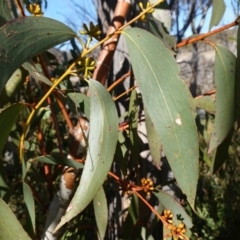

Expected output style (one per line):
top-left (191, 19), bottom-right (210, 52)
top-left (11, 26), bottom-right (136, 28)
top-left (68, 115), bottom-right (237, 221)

top-left (0, 16), bottom-right (76, 94)
top-left (154, 191), bottom-right (193, 228)
top-left (123, 28), bottom-right (199, 209)
top-left (0, 198), bottom-right (31, 240)
top-left (0, 0), bottom-right (12, 27)
top-left (93, 187), bottom-right (108, 239)
top-left (22, 61), bottom-right (53, 86)
top-left (0, 103), bottom-right (23, 154)
top-left (194, 95), bottom-right (216, 114)
top-left (208, 45), bottom-right (236, 153)
top-left (55, 79), bottom-right (118, 231)
top-left (209, 0), bottom-right (226, 31)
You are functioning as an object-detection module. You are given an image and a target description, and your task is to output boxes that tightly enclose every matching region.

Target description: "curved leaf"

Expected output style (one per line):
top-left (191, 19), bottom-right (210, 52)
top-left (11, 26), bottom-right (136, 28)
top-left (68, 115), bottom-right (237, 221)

top-left (208, 45), bottom-right (236, 153)
top-left (0, 0), bottom-right (12, 27)
top-left (0, 68), bottom-right (23, 107)
top-left (0, 103), bottom-right (23, 154)
top-left (67, 92), bottom-right (90, 119)
top-left (22, 62), bottom-right (53, 86)
top-left (235, 23), bottom-right (240, 127)
top-left (209, 0), bottom-right (226, 31)
top-left (55, 79), bottom-right (118, 231)
top-left (123, 28), bottom-right (199, 209)
top-left (148, 18), bottom-right (176, 51)
top-left (93, 187), bottom-right (108, 239)
top-left (0, 198), bottom-right (31, 240)
top-left (0, 16), bottom-right (76, 93)
top-left (194, 95), bottom-right (216, 114)
top-left (32, 154), bottom-right (84, 169)
top-left (154, 191), bottom-right (192, 228)
top-left (21, 161), bottom-right (35, 238)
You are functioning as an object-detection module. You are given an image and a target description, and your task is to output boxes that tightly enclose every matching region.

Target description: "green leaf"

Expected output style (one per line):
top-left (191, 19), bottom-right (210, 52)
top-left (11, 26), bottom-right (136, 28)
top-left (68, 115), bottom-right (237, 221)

top-left (123, 28), bottom-right (199, 209)
top-left (0, 161), bottom-right (9, 198)
top-left (23, 182), bottom-right (35, 238)
top-left (154, 191), bottom-right (193, 228)
top-left (32, 154), bottom-right (84, 169)
top-left (145, 108), bottom-right (161, 168)
top-left (211, 129), bottom-right (233, 174)
top-left (148, 18), bottom-right (176, 51)
top-left (93, 187), bottom-right (108, 239)
top-left (194, 95), bottom-right (216, 114)
top-left (67, 92), bottom-right (90, 119)
top-left (115, 131), bottom-right (128, 175)
top-left (21, 161), bottom-right (35, 238)
top-left (150, 0), bottom-right (171, 33)
top-left (0, 0), bottom-right (12, 27)
top-left (208, 45), bottom-right (236, 154)
top-left (22, 62), bottom-right (53, 86)
top-left (209, 0), bottom-right (226, 31)
top-left (55, 79), bottom-right (118, 231)
top-left (0, 16), bottom-right (76, 94)
top-left (128, 88), bottom-right (139, 166)
top-left (0, 103), bottom-right (23, 154)
top-left (235, 23), bottom-right (240, 127)
top-left (0, 198), bottom-right (31, 240)
top-left (0, 68), bottom-right (23, 107)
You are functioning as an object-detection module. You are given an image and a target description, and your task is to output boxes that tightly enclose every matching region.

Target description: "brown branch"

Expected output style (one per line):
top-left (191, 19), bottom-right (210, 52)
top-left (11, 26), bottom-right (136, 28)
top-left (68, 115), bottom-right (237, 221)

top-left (113, 85), bottom-right (137, 101)
top-left (93, 0), bottom-right (130, 85)
top-left (107, 71), bottom-right (132, 92)
top-left (177, 17), bottom-right (240, 48)
top-left (15, 0), bottom-right (25, 17)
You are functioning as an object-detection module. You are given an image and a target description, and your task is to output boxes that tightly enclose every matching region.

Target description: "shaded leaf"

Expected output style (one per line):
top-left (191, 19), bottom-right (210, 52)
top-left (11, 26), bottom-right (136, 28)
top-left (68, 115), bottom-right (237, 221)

top-left (128, 88), bottom-right (139, 166)
top-left (211, 129), bottom-right (233, 174)
top-left (0, 68), bottom-right (23, 107)
top-left (148, 18), bottom-right (176, 51)
top-left (235, 22), bottom-right (240, 127)
top-left (0, 16), bottom-right (76, 93)
top-left (122, 194), bottom-right (139, 239)
top-left (194, 95), bottom-right (216, 114)
top-left (154, 191), bottom-right (193, 228)
top-left (0, 0), bottom-right (12, 27)
top-left (93, 187), bottom-right (108, 239)
top-left (0, 198), bottom-right (31, 240)
top-left (115, 131), bottom-right (128, 175)
top-left (32, 154), bottom-right (84, 169)
top-left (22, 161), bottom-right (35, 237)
top-left (67, 92), bottom-right (90, 119)
top-left (0, 161), bottom-right (9, 198)
top-left (145, 108), bottom-right (161, 168)
top-left (0, 103), bottom-right (23, 154)
top-left (150, 0), bottom-right (171, 32)
top-left (22, 61), bottom-right (53, 86)
top-left (23, 182), bottom-right (35, 238)
top-left (55, 79), bottom-right (118, 231)
top-left (208, 45), bottom-right (236, 153)
top-left (123, 28), bottom-right (199, 209)
top-left (209, 0), bottom-right (226, 31)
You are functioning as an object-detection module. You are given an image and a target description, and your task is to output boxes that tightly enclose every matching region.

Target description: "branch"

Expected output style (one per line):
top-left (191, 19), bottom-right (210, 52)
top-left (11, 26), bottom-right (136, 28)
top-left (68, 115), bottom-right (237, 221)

top-left (177, 17), bottom-right (240, 48)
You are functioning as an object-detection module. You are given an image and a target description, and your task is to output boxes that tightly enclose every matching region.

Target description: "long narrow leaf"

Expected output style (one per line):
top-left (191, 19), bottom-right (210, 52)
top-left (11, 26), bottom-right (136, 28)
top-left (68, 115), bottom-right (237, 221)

top-left (55, 79), bottom-right (118, 231)
top-left (93, 187), bottom-right (108, 239)
top-left (123, 28), bottom-right (199, 208)
top-left (0, 103), bottom-right (23, 154)
top-left (208, 45), bottom-right (236, 153)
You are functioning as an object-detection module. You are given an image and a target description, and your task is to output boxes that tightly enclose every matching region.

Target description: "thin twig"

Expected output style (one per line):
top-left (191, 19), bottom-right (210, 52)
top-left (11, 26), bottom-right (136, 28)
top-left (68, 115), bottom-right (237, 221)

top-left (113, 85), bottom-right (137, 101)
top-left (15, 0), bottom-right (25, 17)
top-left (107, 71), bottom-right (132, 92)
top-left (177, 16), bottom-right (240, 48)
